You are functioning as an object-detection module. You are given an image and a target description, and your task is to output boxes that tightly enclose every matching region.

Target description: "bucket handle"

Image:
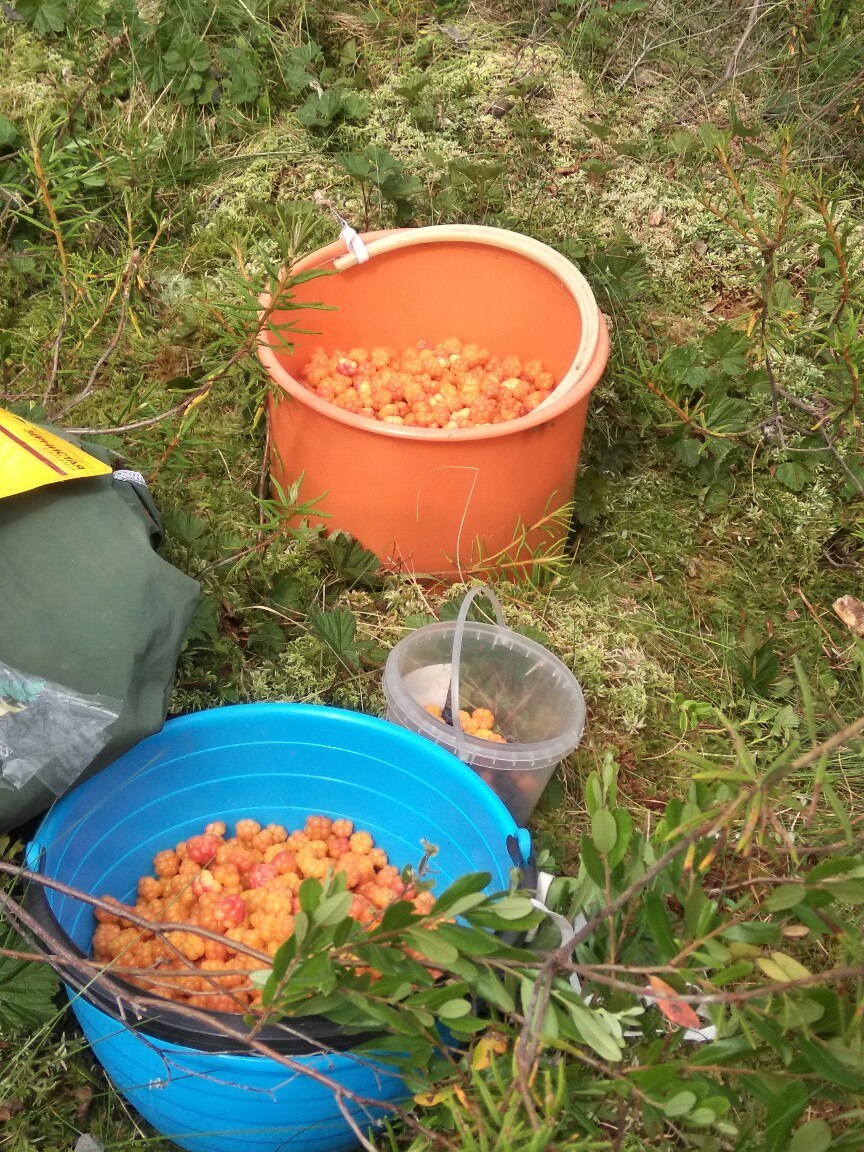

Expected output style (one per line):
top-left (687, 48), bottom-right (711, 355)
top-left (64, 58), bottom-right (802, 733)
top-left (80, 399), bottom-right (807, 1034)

top-left (449, 585), bottom-right (506, 762)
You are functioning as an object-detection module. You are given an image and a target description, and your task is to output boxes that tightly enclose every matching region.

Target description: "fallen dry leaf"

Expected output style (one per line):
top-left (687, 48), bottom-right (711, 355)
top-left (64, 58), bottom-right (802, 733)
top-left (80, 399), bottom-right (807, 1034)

top-left (693, 240), bottom-right (708, 256)
top-left (0, 1100), bottom-right (23, 1123)
top-left (472, 1031), bottom-right (509, 1070)
top-left (647, 204), bottom-right (666, 227)
top-left (648, 976), bottom-right (702, 1030)
top-left (833, 595), bottom-right (864, 637)
top-left (74, 1085), bottom-right (94, 1122)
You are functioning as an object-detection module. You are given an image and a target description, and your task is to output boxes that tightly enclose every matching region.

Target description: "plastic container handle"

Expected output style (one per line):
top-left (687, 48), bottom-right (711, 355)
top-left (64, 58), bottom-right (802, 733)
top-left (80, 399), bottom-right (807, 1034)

top-left (450, 585), bottom-right (506, 762)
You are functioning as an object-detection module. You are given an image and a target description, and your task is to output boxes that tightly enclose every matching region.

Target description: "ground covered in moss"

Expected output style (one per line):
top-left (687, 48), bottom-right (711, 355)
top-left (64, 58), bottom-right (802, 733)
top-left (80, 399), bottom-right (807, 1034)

top-left (1, 1), bottom-right (863, 1148)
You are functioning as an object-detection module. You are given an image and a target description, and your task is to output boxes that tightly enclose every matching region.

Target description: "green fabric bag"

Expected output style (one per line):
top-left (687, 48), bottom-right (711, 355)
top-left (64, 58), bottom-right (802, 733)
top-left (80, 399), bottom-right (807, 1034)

top-left (0, 433), bottom-right (200, 832)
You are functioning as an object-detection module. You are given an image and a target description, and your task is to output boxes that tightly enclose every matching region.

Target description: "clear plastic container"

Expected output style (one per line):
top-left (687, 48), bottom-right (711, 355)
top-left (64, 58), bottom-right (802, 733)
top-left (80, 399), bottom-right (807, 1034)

top-left (382, 587), bottom-right (586, 824)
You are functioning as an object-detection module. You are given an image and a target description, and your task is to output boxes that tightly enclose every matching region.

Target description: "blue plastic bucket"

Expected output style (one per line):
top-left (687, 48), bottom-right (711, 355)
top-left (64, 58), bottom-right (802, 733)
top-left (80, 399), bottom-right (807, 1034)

top-left (28, 704), bottom-right (529, 1152)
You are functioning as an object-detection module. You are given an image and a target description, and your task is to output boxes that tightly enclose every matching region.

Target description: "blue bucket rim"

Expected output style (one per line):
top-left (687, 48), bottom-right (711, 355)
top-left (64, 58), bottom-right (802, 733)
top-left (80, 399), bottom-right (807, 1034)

top-left (39, 703), bottom-right (526, 837)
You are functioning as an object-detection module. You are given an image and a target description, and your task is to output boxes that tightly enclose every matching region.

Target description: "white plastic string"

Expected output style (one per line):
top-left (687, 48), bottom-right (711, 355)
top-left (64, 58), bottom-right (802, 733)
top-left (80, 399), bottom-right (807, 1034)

top-left (338, 223), bottom-right (370, 265)
top-left (312, 196), bottom-right (370, 265)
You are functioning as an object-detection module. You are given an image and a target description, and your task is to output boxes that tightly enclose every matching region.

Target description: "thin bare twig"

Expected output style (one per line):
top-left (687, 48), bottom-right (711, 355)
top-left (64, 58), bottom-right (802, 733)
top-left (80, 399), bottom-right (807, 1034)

top-left (55, 249), bottom-right (140, 420)
top-left (56, 36), bottom-right (124, 145)
top-left (31, 130), bottom-right (72, 407)
top-left (779, 389), bottom-right (864, 498)
top-left (706, 0), bottom-right (764, 96)
top-left (257, 408), bottom-right (272, 544)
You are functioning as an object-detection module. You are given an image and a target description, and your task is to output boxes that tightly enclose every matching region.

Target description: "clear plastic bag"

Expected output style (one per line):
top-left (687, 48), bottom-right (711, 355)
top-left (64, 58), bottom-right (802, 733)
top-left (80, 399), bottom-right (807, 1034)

top-left (0, 663), bottom-right (120, 795)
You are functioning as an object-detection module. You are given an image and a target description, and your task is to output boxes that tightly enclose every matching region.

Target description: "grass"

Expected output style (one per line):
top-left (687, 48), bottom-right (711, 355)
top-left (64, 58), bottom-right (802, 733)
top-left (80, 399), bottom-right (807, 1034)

top-left (1, 0), bottom-right (864, 1147)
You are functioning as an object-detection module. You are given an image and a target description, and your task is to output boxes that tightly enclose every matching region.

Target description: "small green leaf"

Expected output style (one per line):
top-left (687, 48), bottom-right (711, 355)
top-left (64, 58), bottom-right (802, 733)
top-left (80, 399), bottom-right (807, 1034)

top-left (797, 1034), bottom-right (864, 1091)
top-left (822, 879), bottom-right (864, 904)
top-left (437, 998), bottom-right (471, 1019)
top-left (807, 857), bottom-right (863, 884)
top-left (689, 1107), bottom-right (717, 1125)
top-left (324, 533), bottom-right (381, 587)
top-left (468, 967), bottom-right (515, 1014)
top-left (763, 1082), bottom-right (809, 1152)
top-left (405, 929), bottom-right (459, 967)
top-left (163, 509), bottom-right (207, 547)
top-left (0, 924), bottom-right (60, 1034)
top-left (481, 895), bottom-right (534, 920)
top-left (817, 780), bottom-right (855, 841)
top-left (789, 1119), bottom-right (832, 1152)
top-left (565, 1001), bottom-right (622, 1062)
top-left (758, 952), bottom-right (810, 982)
top-left (591, 809), bottom-right (617, 855)
top-left (643, 891), bottom-right (677, 961)
top-left (378, 900), bottom-right (421, 933)
top-left (776, 461), bottom-right (811, 492)
top-left (298, 878), bottom-right (322, 916)
top-left (434, 922), bottom-right (500, 956)
top-left (580, 834), bottom-right (606, 886)
top-left (584, 773), bottom-right (603, 816)
top-left (780, 996), bottom-right (824, 1031)
top-left (765, 885), bottom-right (807, 912)
top-left (608, 809), bottom-right (633, 868)
top-left (15, 0), bottom-right (68, 33)
top-left (433, 872), bottom-right (491, 916)
top-left (443, 1014), bottom-right (488, 1034)
top-left (308, 608), bottom-right (361, 668)
top-left (314, 890), bottom-right (353, 926)
top-left (663, 1090), bottom-right (696, 1117)
top-left (0, 115), bottom-right (20, 151)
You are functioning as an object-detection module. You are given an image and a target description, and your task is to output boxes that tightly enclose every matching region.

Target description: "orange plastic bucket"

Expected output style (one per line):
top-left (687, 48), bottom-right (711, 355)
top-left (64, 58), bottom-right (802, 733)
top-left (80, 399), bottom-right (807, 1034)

top-left (258, 226), bottom-right (610, 578)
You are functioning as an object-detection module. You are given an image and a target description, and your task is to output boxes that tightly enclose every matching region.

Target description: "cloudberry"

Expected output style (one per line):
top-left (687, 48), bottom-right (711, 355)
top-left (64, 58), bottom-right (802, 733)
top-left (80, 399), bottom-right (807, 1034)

top-left (95, 896), bottom-right (123, 925)
top-left (235, 819), bottom-right (261, 843)
top-left (203, 939), bottom-right (230, 963)
top-left (273, 872), bottom-right (301, 894)
top-left (251, 830), bottom-right (274, 852)
top-left (379, 866), bottom-right (403, 892)
top-left (153, 850), bottom-right (179, 879)
top-left (137, 876), bottom-right (163, 901)
top-left (413, 891), bottom-right (436, 915)
top-left (297, 851), bottom-right (328, 880)
top-left (248, 863), bottom-right (278, 889)
top-left (205, 821), bottom-right (227, 837)
top-left (349, 896), bottom-right (375, 924)
top-left (272, 850), bottom-right (298, 874)
top-left (214, 895), bottom-right (247, 929)
top-left (328, 836), bottom-right (350, 859)
top-left (349, 831), bottom-right (373, 855)
top-left (212, 863), bottom-right (240, 888)
top-left (191, 869), bottom-right (222, 897)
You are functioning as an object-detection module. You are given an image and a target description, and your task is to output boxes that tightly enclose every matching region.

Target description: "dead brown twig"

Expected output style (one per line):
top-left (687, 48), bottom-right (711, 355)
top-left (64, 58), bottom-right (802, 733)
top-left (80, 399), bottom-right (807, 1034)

top-left (31, 130), bottom-right (73, 407)
top-left (54, 248), bottom-right (140, 420)
top-left (706, 0), bottom-right (764, 97)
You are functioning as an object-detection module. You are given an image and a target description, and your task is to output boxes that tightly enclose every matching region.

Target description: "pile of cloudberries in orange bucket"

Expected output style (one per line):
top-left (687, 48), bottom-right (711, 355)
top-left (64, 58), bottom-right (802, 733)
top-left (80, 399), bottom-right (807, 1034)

top-left (298, 338), bottom-right (557, 429)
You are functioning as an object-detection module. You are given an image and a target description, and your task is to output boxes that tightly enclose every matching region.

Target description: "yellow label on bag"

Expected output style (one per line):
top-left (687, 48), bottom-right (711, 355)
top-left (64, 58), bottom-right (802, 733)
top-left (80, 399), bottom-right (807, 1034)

top-left (0, 408), bottom-right (112, 499)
